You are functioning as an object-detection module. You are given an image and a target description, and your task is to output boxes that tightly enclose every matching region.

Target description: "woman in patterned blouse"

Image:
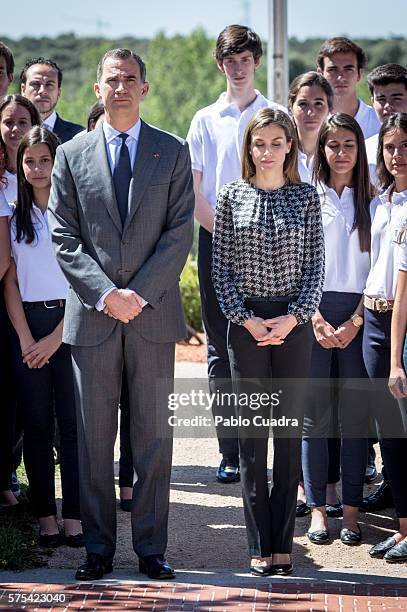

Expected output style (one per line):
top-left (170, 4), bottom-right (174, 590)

top-left (212, 108), bottom-right (325, 576)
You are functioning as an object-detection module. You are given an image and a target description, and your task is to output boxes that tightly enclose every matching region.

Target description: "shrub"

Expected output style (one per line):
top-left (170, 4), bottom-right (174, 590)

top-left (180, 257), bottom-right (203, 332)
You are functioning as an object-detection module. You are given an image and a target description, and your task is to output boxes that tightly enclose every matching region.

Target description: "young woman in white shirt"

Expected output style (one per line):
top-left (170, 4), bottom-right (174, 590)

top-left (302, 113), bottom-right (374, 545)
top-left (288, 72), bottom-right (333, 184)
top-left (0, 95), bottom-right (41, 203)
top-left (3, 126), bottom-right (82, 548)
top-left (365, 113), bottom-right (407, 563)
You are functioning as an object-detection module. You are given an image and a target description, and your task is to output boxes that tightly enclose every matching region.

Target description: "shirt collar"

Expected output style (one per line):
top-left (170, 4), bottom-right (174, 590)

top-left (103, 119), bottom-right (141, 145)
top-left (43, 111), bottom-right (57, 130)
top-left (379, 184), bottom-right (407, 206)
top-left (216, 90), bottom-right (266, 116)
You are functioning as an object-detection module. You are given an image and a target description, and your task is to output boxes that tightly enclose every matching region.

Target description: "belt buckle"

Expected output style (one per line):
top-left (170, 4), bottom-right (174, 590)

top-left (376, 298), bottom-right (389, 312)
top-left (44, 300), bottom-right (58, 309)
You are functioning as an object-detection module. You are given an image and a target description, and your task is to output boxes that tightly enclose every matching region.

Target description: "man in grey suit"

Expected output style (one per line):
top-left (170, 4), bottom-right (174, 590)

top-left (48, 48), bottom-right (194, 581)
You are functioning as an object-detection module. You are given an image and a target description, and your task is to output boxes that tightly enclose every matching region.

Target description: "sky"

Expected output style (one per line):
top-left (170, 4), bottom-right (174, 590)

top-left (1, 0), bottom-right (407, 40)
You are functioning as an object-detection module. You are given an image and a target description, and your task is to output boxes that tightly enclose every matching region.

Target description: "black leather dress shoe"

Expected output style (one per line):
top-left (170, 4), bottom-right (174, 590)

top-left (270, 563), bottom-right (293, 575)
top-left (296, 502), bottom-right (311, 517)
top-left (360, 482), bottom-right (394, 512)
top-left (75, 553), bottom-right (113, 581)
top-left (369, 536), bottom-right (397, 558)
top-left (250, 562), bottom-right (272, 576)
top-left (307, 529), bottom-right (330, 544)
top-left (340, 527), bottom-right (362, 545)
top-left (64, 533), bottom-right (85, 548)
top-left (120, 499), bottom-right (132, 512)
top-left (216, 457), bottom-right (240, 483)
top-left (139, 554), bottom-right (175, 579)
top-left (384, 539), bottom-right (407, 563)
top-left (325, 502), bottom-right (343, 517)
top-left (38, 532), bottom-right (63, 548)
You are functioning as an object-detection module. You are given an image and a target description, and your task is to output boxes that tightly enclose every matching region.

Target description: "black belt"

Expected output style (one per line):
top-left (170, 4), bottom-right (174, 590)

top-left (246, 295), bottom-right (298, 303)
top-left (23, 299), bottom-right (65, 310)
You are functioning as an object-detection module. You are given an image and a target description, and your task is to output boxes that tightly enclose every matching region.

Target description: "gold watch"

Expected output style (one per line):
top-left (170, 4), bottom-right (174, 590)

top-left (350, 313), bottom-right (364, 328)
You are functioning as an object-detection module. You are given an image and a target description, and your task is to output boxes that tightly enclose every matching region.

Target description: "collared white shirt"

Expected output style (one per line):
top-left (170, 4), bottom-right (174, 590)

top-left (365, 185), bottom-right (407, 299)
top-left (43, 110), bottom-right (57, 132)
top-left (186, 90), bottom-right (286, 209)
top-left (2, 170), bottom-right (17, 204)
top-left (298, 150), bottom-right (314, 184)
top-left (365, 133), bottom-right (379, 186)
top-left (398, 236), bottom-right (407, 272)
top-left (10, 203), bottom-right (68, 302)
top-left (102, 119), bottom-right (141, 174)
top-left (354, 98), bottom-right (381, 140)
top-left (0, 190), bottom-right (12, 216)
top-left (318, 184), bottom-right (371, 293)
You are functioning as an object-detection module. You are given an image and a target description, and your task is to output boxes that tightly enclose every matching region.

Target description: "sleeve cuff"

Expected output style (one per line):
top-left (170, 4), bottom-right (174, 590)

top-left (95, 287), bottom-right (117, 311)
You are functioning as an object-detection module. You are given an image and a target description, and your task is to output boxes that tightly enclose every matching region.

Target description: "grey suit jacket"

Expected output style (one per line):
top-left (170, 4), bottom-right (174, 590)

top-left (48, 121), bottom-right (194, 347)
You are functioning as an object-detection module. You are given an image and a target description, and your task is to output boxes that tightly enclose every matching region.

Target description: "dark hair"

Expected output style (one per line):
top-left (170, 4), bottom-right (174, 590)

top-left (241, 108), bottom-right (300, 183)
top-left (377, 112), bottom-right (407, 190)
top-left (13, 126), bottom-right (59, 244)
top-left (317, 37), bottom-right (367, 72)
top-left (87, 100), bottom-right (104, 131)
top-left (313, 113), bottom-right (373, 252)
top-left (0, 42), bottom-right (14, 76)
top-left (288, 71), bottom-right (334, 113)
top-left (97, 48), bottom-right (146, 83)
top-left (20, 57), bottom-right (63, 87)
top-left (367, 63), bottom-right (407, 95)
top-left (0, 95), bottom-right (41, 183)
top-left (215, 25), bottom-right (263, 64)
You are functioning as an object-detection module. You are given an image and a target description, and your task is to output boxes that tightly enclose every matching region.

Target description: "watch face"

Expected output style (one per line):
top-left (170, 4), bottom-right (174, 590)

top-left (352, 315), bottom-right (363, 326)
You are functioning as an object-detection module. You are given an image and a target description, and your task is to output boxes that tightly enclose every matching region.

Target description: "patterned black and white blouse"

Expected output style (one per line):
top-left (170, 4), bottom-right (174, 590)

top-left (212, 179), bottom-right (325, 326)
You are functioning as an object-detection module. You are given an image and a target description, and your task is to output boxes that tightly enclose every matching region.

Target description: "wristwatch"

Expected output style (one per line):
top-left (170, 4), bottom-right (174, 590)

top-left (350, 313), bottom-right (364, 328)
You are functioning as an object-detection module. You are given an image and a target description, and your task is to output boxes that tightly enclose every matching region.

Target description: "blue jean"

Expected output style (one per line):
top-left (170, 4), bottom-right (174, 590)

top-left (302, 292), bottom-right (369, 508)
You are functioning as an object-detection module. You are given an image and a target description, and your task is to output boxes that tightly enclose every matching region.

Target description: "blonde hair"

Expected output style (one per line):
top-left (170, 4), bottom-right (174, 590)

top-left (241, 108), bottom-right (300, 183)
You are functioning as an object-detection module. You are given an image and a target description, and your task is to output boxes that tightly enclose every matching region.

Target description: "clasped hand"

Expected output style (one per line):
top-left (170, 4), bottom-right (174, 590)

top-left (244, 314), bottom-right (298, 346)
top-left (103, 289), bottom-right (142, 323)
top-left (313, 316), bottom-right (359, 350)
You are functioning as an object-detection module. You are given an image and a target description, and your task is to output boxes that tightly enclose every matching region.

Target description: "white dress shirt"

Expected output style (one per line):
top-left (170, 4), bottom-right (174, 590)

top-left (365, 133), bottom-right (379, 186)
top-left (298, 150), bottom-right (314, 184)
top-left (187, 90), bottom-right (286, 209)
top-left (10, 203), bottom-right (68, 302)
top-left (398, 235), bottom-right (407, 272)
top-left (364, 186), bottom-right (407, 299)
top-left (0, 190), bottom-right (12, 216)
top-left (354, 98), bottom-right (381, 140)
top-left (43, 110), bottom-right (57, 132)
top-left (2, 170), bottom-right (17, 204)
top-left (318, 184), bottom-right (371, 293)
top-left (96, 119), bottom-right (145, 311)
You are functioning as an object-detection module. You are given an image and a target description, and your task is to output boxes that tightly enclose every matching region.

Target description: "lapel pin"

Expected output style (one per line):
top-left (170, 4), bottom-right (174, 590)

top-left (153, 153), bottom-right (160, 159)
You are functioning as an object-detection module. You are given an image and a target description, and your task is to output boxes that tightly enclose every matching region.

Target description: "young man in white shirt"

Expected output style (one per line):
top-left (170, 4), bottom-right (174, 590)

top-left (317, 37), bottom-right (380, 139)
top-left (187, 25), bottom-right (285, 484)
top-left (365, 64), bottom-right (407, 185)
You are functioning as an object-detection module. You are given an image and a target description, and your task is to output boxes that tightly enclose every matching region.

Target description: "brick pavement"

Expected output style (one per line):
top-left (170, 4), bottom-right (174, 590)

top-left (1, 581), bottom-right (407, 611)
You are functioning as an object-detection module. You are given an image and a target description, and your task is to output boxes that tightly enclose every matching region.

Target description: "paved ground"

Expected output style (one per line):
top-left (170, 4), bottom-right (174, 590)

top-left (1, 362), bottom-right (406, 610)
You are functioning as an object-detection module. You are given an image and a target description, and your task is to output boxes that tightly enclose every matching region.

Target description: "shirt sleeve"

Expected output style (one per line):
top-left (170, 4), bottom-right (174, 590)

top-left (186, 114), bottom-right (204, 173)
top-left (212, 185), bottom-right (254, 325)
top-left (0, 191), bottom-right (12, 217)
top-left (288, 186), bottom-right (325, 324)
top-left (399, 236), bottom-right (407, 272)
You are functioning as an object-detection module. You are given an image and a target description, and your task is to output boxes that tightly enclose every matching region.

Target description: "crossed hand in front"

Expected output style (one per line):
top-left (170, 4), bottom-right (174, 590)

top-left (244, 315), bottom-right (298, 346)
top-left (103, 288), bottom-right (143, 323)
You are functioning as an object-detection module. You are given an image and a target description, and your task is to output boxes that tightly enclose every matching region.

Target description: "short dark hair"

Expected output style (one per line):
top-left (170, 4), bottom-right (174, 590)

top-left (215, 25), bottom-right (263, 64)
top-left (20, 57), bottom-right (63, 87)
top-left (96, 48), bottom-right (146, 83)
top-left (377, 112), bottom-right (407, 189)
top-left (288, 71), bottom-right (334, 113)
top-left (0, 42), bottom-right (14, 76)
top-left (317, 37), bottom-right (367, 72)
top-left (367, 64), bottom-right (407, 95)
top-left (87, 100), bottom-right (104, 131)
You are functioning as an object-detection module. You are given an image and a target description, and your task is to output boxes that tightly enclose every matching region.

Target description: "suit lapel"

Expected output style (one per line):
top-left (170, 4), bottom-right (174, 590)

top-left (83, 126), bottom-right (122, 233)
top-left (124, 121), bottom-right (161, 233)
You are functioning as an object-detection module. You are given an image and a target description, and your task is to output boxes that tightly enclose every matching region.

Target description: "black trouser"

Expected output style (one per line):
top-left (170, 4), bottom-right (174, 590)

top-left (362, 307), bottom-right (407, 518)
top-left (198, 227), bottom-right (238, 459)
top-left (119, 367), bottom-right (134, 488)
top-left (10, 304), bottom-right (80, 519)
top-left (302, 292), bottom-right (369, 508)
top-left (228, 299), bottom-right (313, 556)
top-left (0, 284), bottom-right (16, 492)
